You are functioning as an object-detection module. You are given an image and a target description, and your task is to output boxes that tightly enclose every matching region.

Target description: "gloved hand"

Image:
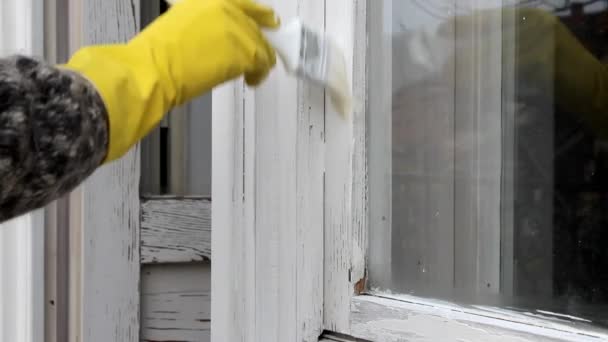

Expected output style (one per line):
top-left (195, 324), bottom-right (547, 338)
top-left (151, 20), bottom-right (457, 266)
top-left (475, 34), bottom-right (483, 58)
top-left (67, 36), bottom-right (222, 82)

top-left (64, 0), bottom-right (279, 163)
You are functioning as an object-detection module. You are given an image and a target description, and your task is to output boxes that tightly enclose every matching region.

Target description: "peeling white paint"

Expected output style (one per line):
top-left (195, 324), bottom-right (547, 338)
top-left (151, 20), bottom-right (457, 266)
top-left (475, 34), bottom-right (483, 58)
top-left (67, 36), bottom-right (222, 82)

top-left (141, 263), bottom-right (211, 342)
top-left (350, 295), bottom-right (608, 342)
top-left (77, 2), bottom-right (140, 341)
top-left (211, 1), bottom-right (330, 340)
top-left (141, 198), bottom-right (211, 264)
top-left (324, 0), bottom-right (368, 334)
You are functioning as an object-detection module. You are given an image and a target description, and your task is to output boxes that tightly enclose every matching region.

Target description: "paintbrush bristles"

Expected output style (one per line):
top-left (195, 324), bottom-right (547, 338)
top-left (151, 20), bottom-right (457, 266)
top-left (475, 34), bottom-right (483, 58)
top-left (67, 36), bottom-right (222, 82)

top-left (295, 24), bottom-right (352, 118)
top-left (164, 0), bottom-right (352, 118)
top-left (325, 40), bottom-right (351, 118)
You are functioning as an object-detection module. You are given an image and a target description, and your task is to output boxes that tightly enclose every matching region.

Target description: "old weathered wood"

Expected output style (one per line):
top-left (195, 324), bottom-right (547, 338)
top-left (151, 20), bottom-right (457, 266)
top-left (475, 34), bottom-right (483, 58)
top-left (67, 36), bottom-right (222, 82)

top-left (294, 1), bottom-right (325, 340)
top-left (75, 1), bottom-right (141, 341)
top-left (212, 81), bottom-right (245, 342)
top-left (141, 263), bottom-right (211, 342)
top-left (141, 198), bottom-right (211, 264)
top-left (350, 294), bottom-right (608, 342)
top-left (212, 1), bottom-right (327, 341)
top-left (324, 0), bottom-right (367, 333)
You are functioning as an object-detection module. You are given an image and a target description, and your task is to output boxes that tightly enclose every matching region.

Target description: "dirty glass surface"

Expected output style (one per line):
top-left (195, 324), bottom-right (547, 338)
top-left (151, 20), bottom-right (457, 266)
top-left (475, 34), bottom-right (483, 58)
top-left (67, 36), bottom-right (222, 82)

top-left (368, 0), bottom-right (608, 326)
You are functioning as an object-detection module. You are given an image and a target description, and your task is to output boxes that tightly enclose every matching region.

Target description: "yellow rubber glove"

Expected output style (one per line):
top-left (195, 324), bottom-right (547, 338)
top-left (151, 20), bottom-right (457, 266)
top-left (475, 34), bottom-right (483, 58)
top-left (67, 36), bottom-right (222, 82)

top-left (64, 0), bottom-right (279, 163)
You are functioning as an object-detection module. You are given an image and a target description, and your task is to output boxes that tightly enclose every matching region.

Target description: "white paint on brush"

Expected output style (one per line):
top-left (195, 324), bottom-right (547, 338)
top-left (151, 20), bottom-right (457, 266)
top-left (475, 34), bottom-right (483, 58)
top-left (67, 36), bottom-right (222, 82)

top-left (324, 0), bottom-right (367, 334)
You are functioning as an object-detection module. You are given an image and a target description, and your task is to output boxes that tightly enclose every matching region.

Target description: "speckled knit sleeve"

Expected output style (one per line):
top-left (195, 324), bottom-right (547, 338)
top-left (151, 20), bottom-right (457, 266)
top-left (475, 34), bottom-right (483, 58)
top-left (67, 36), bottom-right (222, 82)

top-left (0, 55), bottom-right (109, 222)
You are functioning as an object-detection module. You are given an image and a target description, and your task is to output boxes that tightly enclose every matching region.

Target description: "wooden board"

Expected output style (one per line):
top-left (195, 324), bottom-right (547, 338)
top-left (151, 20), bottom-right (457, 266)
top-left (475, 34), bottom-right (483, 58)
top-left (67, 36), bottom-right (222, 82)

top-left (211, 1), bottom-right (327, 341)
top-left (141, 198), bottom-right (211, 264)
top-left (323, 0), bottom-right (367, 333)
top-left (350, 294), bottom-right (608, 342)
top-left (141, 263), bottom-right (211, 342)
top-left (76, 1), bottom-right (141, 341)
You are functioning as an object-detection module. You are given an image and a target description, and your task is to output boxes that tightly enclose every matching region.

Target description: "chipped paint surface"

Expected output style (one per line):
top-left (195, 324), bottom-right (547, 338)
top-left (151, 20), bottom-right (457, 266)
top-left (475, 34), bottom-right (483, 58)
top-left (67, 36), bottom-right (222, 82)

top-left (79, 1), bottom-right (140, 341)
top-left (324, 0), bottom-right (367, 333)
top-left (349, 294), bottom-right (608, 342)
top-left (212, 1), bottom-right (328, 340)
top-left (141, 198), bottom-right (211, 264)
top-left (212, 1), bottom-right (367, 340)
top-left (213, 0), bottom-right (608, 340)
top-left (141, 264), bottom-right (211, 342)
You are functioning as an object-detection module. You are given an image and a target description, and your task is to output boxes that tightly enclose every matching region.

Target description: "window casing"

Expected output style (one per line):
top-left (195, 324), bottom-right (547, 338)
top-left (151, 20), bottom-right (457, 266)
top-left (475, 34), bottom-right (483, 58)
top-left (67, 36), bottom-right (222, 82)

top-left (364, 0), bottom-right (608, 338)
top-left (211, 0), bottom-right (608, 341)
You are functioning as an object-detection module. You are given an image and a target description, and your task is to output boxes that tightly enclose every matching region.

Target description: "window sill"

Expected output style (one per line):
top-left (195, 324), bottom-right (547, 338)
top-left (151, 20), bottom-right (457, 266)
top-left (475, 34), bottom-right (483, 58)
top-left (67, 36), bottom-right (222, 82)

top-left (347, 293), bottom-right (608, 342)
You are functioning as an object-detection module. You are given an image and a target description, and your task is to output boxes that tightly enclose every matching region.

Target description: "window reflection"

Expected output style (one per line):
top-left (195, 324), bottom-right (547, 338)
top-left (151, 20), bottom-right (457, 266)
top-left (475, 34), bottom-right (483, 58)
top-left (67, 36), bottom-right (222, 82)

top-left (369, 0), bottom-right (608, 325)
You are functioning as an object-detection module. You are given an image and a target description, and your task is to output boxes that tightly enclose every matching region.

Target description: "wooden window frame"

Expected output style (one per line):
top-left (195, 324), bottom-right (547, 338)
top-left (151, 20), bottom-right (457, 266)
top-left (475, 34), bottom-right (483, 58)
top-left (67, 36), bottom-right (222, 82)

top-left (213, 0), bottom-right (608, 341)
top-left (212, 0), bottom-right (364, 340)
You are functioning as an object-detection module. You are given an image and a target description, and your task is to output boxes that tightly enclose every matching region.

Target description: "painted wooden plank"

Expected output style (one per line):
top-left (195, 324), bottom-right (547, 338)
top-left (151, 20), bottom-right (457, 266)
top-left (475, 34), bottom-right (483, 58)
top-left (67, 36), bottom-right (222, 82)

top-left (324, 0), bottom-right (365, 333)
top-left (252, 1), bottom-right (326, 341)
top-left (211, 0), bottom-right (327, 340)
top-left (294, 0), bottom-right (326, 339)
top-left (141, 263), bottom-right (211, 342)
top-left (211, 81), bottom-right (247, 341)
top-left (80, 156), bottom-right (140, 342)
top-left (76, 1), bottom-right (140, 341)
top-left (141, 198), bottom-right (211, 263)
top-left (0, 1), bottom-right (45, 341)
top-left (350, 294), bottom-right (608, 342)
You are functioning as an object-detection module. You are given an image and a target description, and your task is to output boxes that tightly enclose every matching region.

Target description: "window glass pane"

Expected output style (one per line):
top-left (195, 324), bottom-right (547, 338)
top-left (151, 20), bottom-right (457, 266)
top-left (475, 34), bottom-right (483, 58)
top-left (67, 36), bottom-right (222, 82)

top-left (368, 0), bottom-right (608, 325)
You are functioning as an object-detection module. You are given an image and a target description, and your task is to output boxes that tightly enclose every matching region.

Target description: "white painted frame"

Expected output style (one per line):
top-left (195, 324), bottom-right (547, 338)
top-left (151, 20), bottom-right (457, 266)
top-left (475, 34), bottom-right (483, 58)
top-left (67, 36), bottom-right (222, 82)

top-left (66, 1), bottom-right (141, 341)
top-left (212, 0), bottom-right (363, 340)
top-left (0, 0), bottom-right (45, 341)
top-left (323, 0), bottom-right (606, 340)
top-left (327, 0), bottom-right (607, 341)
top-left (213, 0), bottom-right (606, 341)
top-left (212, 0), bottom-right (328, 340)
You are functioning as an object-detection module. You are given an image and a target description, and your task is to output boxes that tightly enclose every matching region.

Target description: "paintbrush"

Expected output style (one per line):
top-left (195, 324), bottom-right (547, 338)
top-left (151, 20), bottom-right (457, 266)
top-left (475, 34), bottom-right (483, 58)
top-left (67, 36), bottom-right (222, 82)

top-left (164, 0), bottom-right (352, 118)
top-left (263, 19), bottom-right (351, 118)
